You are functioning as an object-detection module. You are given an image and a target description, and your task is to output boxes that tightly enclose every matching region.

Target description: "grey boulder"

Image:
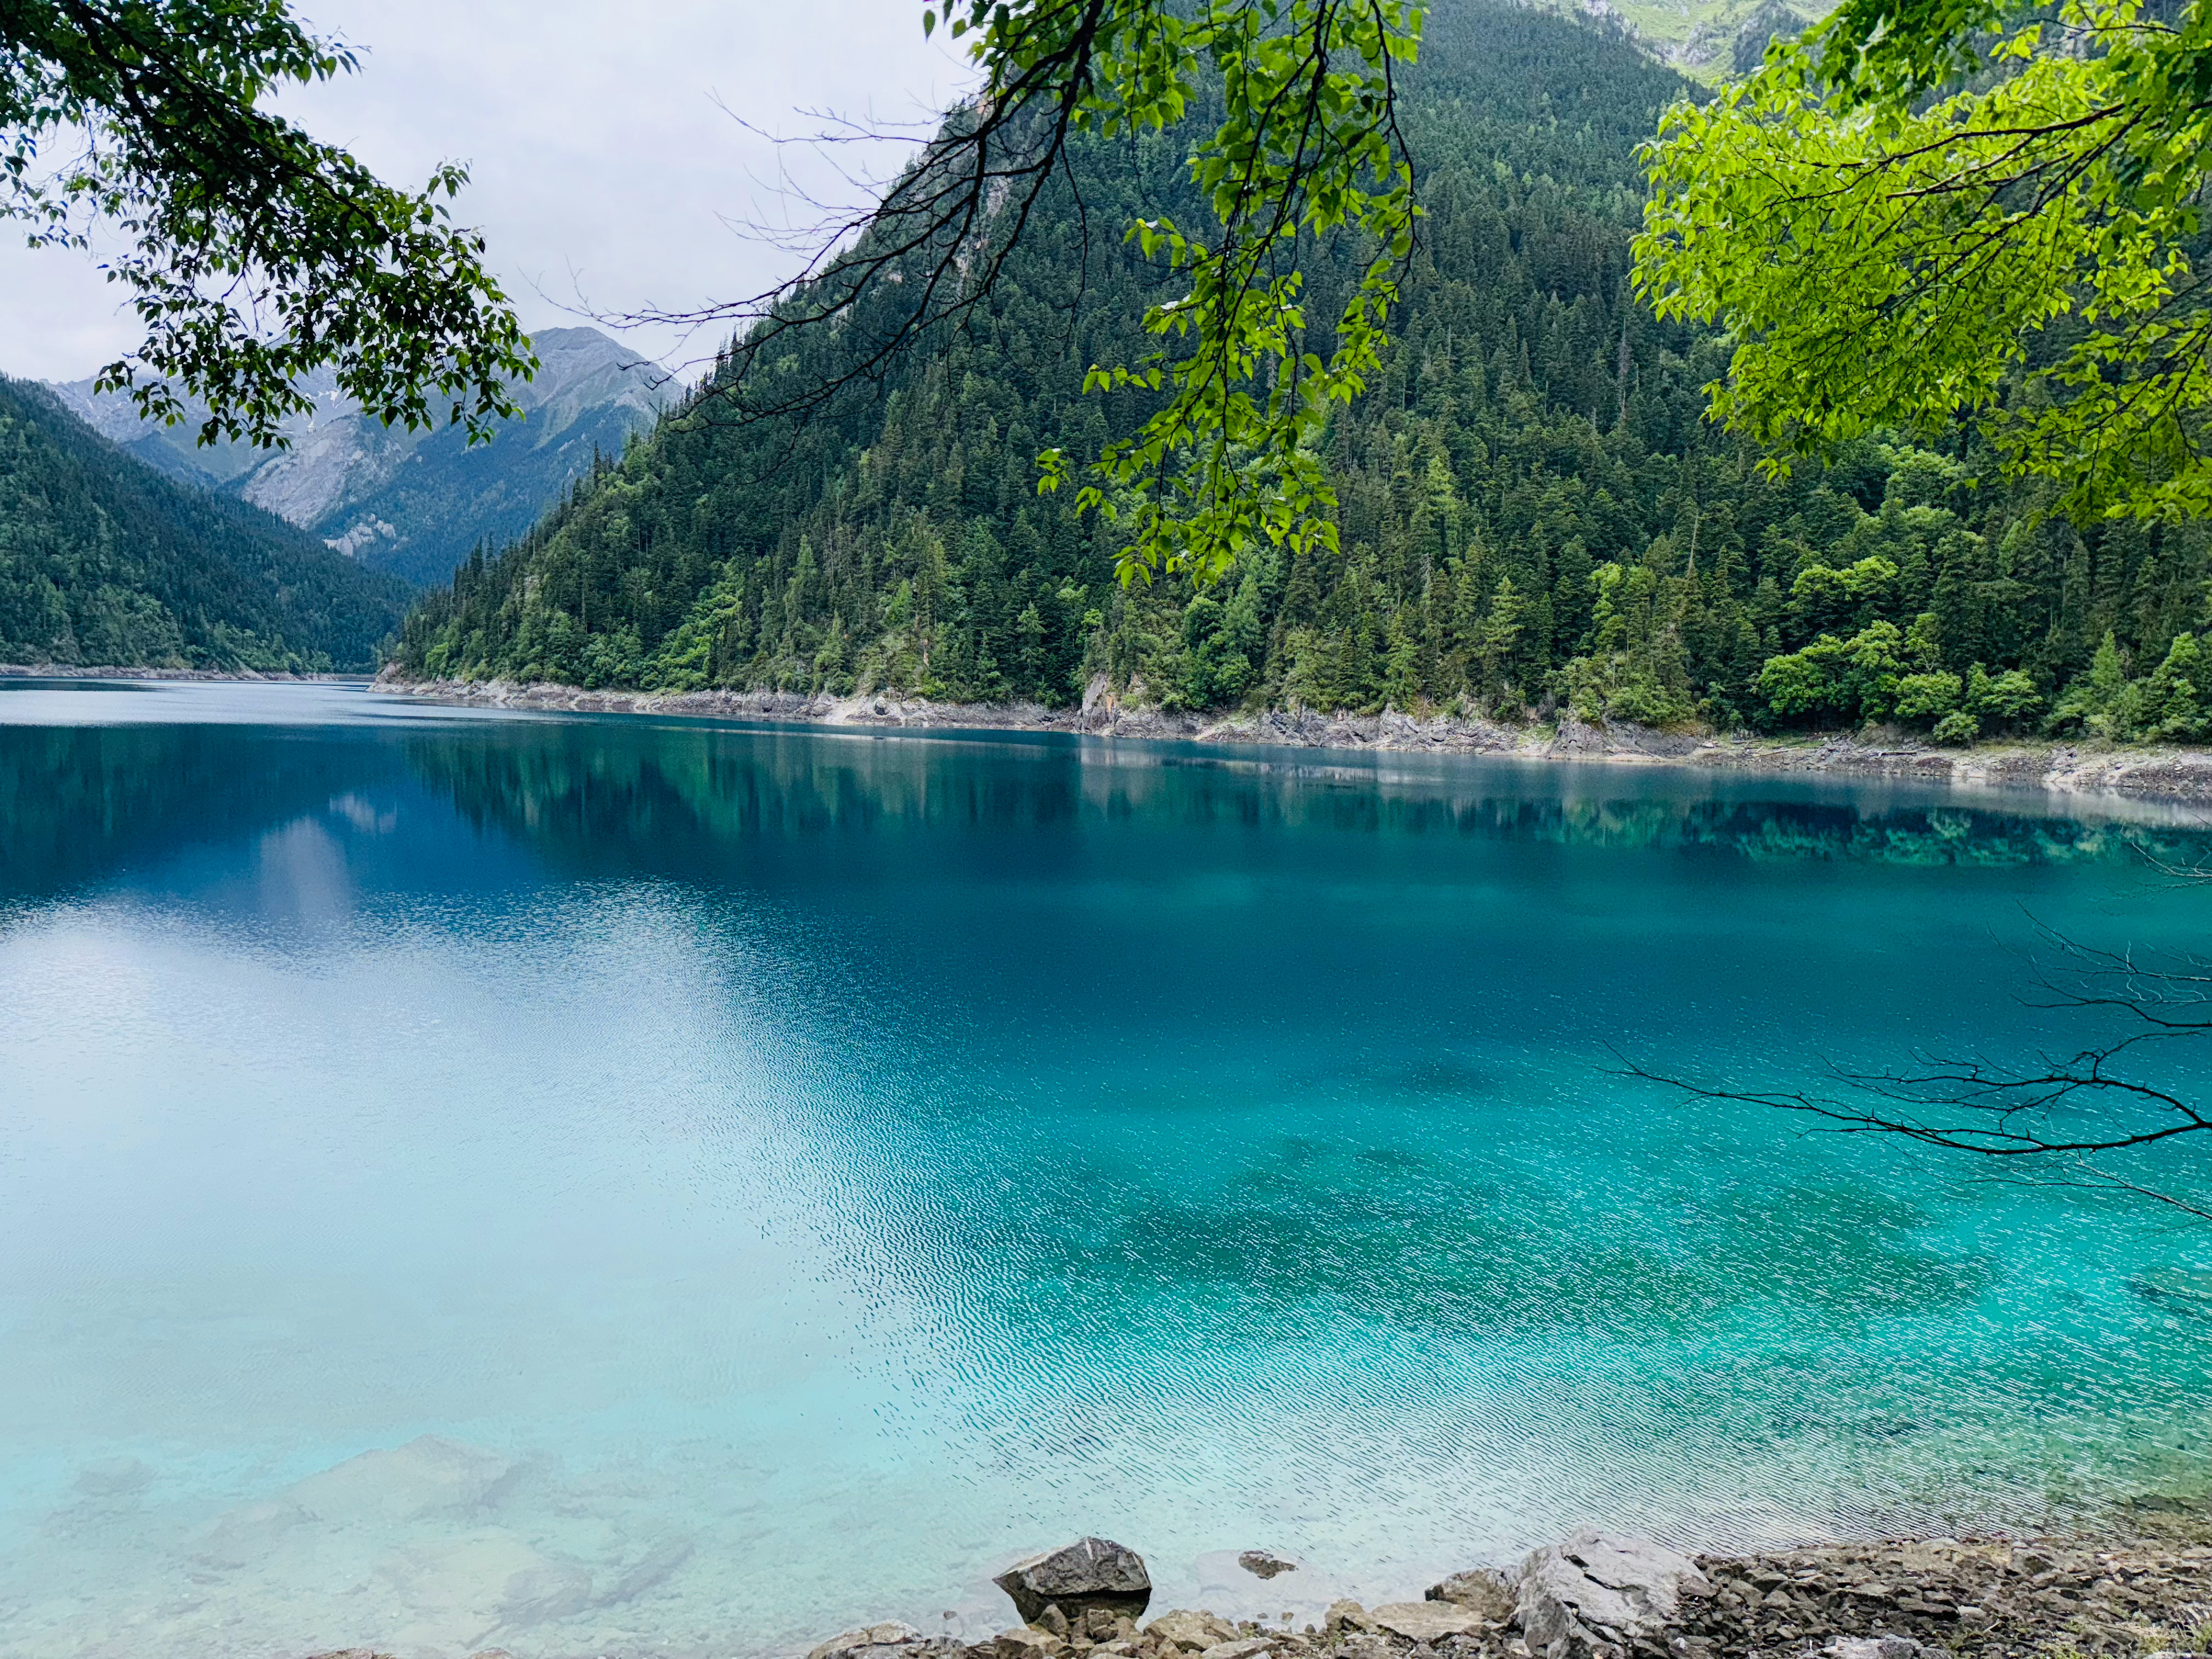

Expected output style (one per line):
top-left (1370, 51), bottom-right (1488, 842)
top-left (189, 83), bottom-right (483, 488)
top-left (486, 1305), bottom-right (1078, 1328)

top-left (1427, 1569), bottom-right (1517, 1623)
top-left (1322, 1601), bottom-right (1374, 1637)
top-left (1516, 1531), bottom-right (1713, 1659)
top-left (995, 1538), bottom-right (1152, 1624)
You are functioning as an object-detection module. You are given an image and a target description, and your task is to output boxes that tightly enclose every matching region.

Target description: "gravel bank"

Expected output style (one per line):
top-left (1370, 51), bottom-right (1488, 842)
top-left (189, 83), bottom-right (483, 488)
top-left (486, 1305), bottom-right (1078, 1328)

top-left (377, 673), bottom-right (2212, 808)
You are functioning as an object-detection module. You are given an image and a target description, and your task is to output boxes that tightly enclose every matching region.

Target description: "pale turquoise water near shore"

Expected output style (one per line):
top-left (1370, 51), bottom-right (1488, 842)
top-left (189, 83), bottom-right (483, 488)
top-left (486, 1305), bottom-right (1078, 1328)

top-left (3, 680), bottom-right (2210, 1659)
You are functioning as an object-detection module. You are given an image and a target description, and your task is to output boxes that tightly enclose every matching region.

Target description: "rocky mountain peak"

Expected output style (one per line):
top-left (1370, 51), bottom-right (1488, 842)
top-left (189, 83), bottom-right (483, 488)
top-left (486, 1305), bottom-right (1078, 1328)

top-left (44, 325), bottom-right (674, 588)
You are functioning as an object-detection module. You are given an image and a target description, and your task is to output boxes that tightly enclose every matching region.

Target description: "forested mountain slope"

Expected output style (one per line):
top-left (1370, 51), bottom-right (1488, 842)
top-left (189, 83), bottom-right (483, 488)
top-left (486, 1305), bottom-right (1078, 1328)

top-left (0, 377), bottom-right (411, 671)
top-left (393, 3), bottom-right (2212, 747)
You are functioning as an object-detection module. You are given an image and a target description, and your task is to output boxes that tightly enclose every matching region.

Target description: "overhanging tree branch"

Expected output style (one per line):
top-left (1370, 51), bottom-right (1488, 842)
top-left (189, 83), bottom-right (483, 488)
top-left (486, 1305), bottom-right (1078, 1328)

top-left (2, 0), bottom-right (537, 447)
top-left (1616, 921), bottom-right (2212, 1221)
top-left (616, 0), bottom-right (1423, 590)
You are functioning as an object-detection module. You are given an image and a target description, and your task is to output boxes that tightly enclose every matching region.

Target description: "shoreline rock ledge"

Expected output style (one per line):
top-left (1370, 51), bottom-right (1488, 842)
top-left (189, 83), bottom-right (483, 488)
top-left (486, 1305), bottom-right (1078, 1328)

top-left (1517, 1530), bottom-right (1714, 1659)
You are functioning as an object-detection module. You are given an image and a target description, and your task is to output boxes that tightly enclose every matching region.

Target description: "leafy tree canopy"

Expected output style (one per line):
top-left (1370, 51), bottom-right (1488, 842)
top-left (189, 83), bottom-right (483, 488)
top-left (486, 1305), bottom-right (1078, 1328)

top-left (2, 0), bottom-right (535, 448)
top-left (1634, 0), bottom-right (2212, 523)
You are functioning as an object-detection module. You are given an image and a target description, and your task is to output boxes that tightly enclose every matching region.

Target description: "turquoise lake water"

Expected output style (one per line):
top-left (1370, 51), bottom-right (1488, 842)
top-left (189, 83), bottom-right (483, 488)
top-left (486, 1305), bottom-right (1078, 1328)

top-left (2, 680), bottom-right (2210, 1659)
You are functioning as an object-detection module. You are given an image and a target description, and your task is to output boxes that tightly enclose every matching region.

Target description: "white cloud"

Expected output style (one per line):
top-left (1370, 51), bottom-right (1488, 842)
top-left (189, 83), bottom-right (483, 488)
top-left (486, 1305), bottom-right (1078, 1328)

top-left (0, 0), bottom-right (972, 383)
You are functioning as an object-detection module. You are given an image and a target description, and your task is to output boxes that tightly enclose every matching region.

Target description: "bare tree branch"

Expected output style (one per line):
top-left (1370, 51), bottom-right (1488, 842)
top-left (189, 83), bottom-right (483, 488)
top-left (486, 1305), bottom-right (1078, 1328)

top-left (1614, 921), bottom-right (2212, 1219)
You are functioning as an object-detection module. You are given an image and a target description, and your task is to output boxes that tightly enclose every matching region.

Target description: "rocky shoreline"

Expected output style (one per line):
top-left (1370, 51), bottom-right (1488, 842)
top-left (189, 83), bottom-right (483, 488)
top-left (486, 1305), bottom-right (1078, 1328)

top-left (376, 672), bottom-right (2212, 808)
top-left (0, 662), bottom-right (366, 682)
top-left (296, 1521), bottom-right (2212, 1659)
top-left (785, 1527), bottom-right (2212, 1659)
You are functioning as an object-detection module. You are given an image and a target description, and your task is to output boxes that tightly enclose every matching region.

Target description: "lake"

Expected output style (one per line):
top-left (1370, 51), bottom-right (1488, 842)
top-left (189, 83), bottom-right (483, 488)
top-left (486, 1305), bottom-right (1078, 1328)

top-left (2, 679), bottom-right (2209, 1659)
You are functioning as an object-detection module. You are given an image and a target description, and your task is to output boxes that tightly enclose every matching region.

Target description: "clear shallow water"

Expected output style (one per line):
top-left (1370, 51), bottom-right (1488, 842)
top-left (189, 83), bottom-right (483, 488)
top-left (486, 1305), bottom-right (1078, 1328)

top-left (2, 680), bottom-right (2210, 1659)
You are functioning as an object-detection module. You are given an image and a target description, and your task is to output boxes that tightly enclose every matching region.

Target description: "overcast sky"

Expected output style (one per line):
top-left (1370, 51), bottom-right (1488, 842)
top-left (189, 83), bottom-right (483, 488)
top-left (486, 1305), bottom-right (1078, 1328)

top-left (0, 0), bottom-right (973, 383)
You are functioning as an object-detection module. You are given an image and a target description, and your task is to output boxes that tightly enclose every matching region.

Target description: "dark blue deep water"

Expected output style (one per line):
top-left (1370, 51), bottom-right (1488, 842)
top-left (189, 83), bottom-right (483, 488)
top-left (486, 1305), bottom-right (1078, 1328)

top-left (2, 680), bottom-right (2209, 1659)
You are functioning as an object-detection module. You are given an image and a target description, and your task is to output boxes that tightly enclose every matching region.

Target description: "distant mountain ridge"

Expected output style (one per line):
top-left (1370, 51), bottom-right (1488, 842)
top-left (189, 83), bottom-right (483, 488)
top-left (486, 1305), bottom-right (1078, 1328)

top-left (1524, 0), bottom-right (1831, 77)
top-left (48, 326), bottom-right (671, 589)
top-left (0, 376), bottom-right (412, 671)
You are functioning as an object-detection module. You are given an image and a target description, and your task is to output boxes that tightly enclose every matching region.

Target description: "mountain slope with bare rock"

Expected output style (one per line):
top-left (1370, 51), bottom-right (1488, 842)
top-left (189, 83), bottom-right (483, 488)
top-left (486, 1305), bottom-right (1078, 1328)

top-left (48, 326), bottom-right (670, 589)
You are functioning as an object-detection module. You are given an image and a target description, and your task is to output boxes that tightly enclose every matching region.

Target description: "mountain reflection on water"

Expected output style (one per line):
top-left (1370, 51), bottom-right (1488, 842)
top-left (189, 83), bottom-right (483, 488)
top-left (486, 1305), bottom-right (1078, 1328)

top-left (8, 710), bottom-right (2207, 906)
top-left (1, 684), bottom-right (2210, 1659)
top-left (406, 724), bottom-right (2203, 868)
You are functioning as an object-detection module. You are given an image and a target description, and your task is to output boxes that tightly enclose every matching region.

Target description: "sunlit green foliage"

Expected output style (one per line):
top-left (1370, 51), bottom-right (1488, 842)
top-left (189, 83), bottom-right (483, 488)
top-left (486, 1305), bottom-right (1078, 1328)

top-left (1635, 0), bottom-right (2212, 522)
top-left (2052, 628), bottom-right (2212, 739)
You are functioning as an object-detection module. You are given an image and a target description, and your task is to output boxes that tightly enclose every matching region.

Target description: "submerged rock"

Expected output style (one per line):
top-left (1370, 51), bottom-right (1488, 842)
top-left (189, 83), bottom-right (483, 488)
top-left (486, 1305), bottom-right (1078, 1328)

top-left (287, 1434), bottom-right (516, 1525)
top-left (1239, 1550), bottom-right (1300, 1580)
top-left (595, 1535), bottom-right (695, 1608)
top-left (184, 1498), bottom-right (311, 1569)
top-left (995, 1537), bottom-right (1153, 1624)
top-left (1517, 1530), bottom-right (1712, 1659)
top-left (74, 1456), bottom-right (153, 1498)
top-left (379, 1528), bottom-right (577, 1641)
top-left (498, 1555), bottom-right (593, 1626)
